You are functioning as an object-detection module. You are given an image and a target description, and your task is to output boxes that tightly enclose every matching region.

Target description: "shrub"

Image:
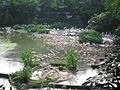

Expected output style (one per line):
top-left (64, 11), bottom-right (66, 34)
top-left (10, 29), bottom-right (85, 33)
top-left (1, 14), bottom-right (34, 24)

top-left (37, 25), bottom-right (49, 29)
top-left (50, 23), bottom-right (73, 29)
top-left (21, 51), bottom-right (39, 68)
top-left (87, 12), bottom-right (118, 32)
top-left (115, 25), bottom-right (120, 35)
top-left (23, 24), bottom-right (50, 34)
top-left (11, 67), bottom-right (32, 83)
top-left (13, 24), bottom-right (24, 30)
top-left (78, 30), bottom-right (102, 44)
top-left (65, 53), bottom-right (77, 70)
top-left (36, 29), bottom-right (49, 34)
top-left (113, 36), bottom-right (120, 45)
top-left (11, 51), bottom-right (40, 84)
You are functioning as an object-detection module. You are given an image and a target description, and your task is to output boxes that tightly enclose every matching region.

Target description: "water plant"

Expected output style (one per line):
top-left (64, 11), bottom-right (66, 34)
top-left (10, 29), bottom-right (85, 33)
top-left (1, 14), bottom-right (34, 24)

top-left (65, 53), bottom-right (77, 70)
top-left (50, 61), bottom-right (67, 66)
top-left (21, 51), bottom-right (39, 68)
top-left (11, 51), bottom-right (39, 84)
top-left (11, 67), bottom-right (32, 83)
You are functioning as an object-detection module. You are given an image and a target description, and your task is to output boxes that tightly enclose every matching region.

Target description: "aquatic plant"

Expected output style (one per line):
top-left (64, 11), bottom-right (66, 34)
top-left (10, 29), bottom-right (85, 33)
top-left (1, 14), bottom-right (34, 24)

top-left (11, 51), bottom-right (40, 84)
top-left (65, 53), bottom-right (77, 70)
top-left (11, 67), bottom-right (32, 83)
top-left (50, 61), bottom-right (67, 66)
top-left (21, 51), bottom-right (39, 68)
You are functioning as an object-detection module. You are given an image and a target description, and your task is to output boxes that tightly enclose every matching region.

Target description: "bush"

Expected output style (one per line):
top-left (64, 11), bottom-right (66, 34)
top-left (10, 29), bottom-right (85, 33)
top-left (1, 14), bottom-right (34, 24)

top-left (11, 67), bottom-right (32, 83)
top-left (115, 25), bottom-right (120, 35)
top-left (12, 24), bottom-right (50, 34)
top-left (113, 36), bottom-right (120, 45)
top-left (87, 12), bottom-right (118, 32)
top-left (13, 24), bottom-right (24, 30)
top-left (50, 23), bottom-right (73, 29)
top-left (65, 53), bottom-right (77, 70)
top-left (23, 24), bottom-right (50, 34)
top-left (36, 29), bottom-right (49, 34)
top-left (11, 51), bottom-right (40, 84)
top-left (78, 30), bottom-right (102, 44)
top-left (21, 51), bottom-right (39, 68)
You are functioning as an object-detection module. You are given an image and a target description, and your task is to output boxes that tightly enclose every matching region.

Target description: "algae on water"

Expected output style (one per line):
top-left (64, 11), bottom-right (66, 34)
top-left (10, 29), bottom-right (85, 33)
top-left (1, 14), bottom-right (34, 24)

top-left (0, 41), bottom-right (17, 49)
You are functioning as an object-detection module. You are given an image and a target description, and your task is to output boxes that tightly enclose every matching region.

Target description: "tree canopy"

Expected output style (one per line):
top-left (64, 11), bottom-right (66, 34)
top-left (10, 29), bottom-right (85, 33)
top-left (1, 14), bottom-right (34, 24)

top-left (105, 0), bottom-right (120, 20)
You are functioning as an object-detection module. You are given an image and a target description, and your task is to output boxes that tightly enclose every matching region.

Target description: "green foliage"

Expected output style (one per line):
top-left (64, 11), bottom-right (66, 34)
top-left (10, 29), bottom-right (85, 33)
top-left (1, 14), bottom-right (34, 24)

top-left (50, 54), bottom-right (77, 70)
top-left (65, 53), bottom-right (77, 70)
top-left (30, 77), bottom-right (57, 85)
top-left (50, 61), bottom-right (67, 66)
top-left (13, 24), bottom-right (24, 30)
top-left (25, 24), bottom-right (49, 30)
top-left (11, 67), bottom-right (32, 83)
top-left (37, 29), bottom-right (49, 34)
top-left (0, 0), bottom-right (40, 26)
top-left (11, 50), bottom-right (40, 84)
top-left (113, 36), bottom-right (120, 45)
top-left (21, 51), bottom-right (39, 68)
top-left (12, 24), bottom-right (50, 34)
top-left (115, 25), bottom-right (120, 35)
top-left (78, 30), bottom-right (102, 44)
top-left (23, 24), bottom-right (50, 33)
top-left (87, 12), bottom-right (118, 32)
top-left (50, 23), bottom-right (73, 29)
top-left (105, 0), bottom-right (120, 20)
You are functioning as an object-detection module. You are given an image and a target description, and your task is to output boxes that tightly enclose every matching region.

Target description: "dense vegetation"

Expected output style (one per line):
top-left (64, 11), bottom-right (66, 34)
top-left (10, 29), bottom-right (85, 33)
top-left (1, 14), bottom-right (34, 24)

top-left (13, 24), bottom-right (50, 34)
top-left (0, 0), bottom-right (120, 89)
top-left (78, 30), bottom-right (102, 44)
top-left (10, 51), bottom-right (58, 87)
top-left (11, 51), bottom-right (39, 83)
top-left (0, 0), bottom-right (119, 31)
top-left (50, 53), bottom-right (77, 70)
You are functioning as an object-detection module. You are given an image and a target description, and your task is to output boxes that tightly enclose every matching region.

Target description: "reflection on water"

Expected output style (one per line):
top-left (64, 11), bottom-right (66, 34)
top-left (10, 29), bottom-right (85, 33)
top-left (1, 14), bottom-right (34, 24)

top-left (0, 38), bottom-right (22, 74)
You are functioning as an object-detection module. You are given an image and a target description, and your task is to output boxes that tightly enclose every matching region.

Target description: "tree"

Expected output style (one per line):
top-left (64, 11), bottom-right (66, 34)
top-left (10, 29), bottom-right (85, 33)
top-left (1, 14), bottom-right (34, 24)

top-left (0, 0), bottom-right (40, 26)
top-left (105, 0), bottom-right (120, 20)
top-left (87, 12), bottom-right (119, 32)
top-left (64, 0), bottom-right (105, 27)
